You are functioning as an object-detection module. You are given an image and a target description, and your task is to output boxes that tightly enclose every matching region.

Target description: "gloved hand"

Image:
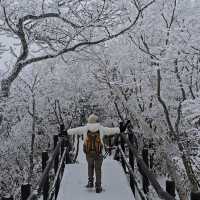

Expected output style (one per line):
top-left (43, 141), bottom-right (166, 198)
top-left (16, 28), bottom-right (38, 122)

top-left (119, 122), bottom-right (125, 132)
top-left (125, 120), bottom-right (131, 128)
top-left (119, 120), bottom-right (130, 132)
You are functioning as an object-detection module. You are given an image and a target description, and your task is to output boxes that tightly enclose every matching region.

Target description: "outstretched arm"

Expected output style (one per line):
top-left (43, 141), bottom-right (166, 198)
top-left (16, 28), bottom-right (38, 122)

top-left (102, 120), bottom-right (130, 136)
top-left (119, 120), bottom-right (131, 132)
top-left (67, 126), bottom-right (86, 136)
top-left (101, 127), bottom-right (120, 136)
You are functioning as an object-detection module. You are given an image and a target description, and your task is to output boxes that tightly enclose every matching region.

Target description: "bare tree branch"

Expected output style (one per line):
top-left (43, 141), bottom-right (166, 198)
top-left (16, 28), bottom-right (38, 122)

top-left (1, 0), bottom-right (155, 97)
top-left (2, 6), bottom-right (17, 34)
top-left (157, 69), bottom-right (175, 134)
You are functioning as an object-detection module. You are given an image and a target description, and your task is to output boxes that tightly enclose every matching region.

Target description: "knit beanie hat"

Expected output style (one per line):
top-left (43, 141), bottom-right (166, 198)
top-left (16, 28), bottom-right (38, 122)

top-left (87, 114), bottom-right (98, 123)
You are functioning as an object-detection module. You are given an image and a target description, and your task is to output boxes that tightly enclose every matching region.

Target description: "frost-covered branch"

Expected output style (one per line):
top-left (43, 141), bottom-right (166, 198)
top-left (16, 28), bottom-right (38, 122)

top-left (0, 0), bottom-right (155, 97)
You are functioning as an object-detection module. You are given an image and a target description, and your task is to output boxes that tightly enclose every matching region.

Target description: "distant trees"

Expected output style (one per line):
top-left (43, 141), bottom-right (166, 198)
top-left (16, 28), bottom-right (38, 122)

top-left (0, 0), bottom-right (155, 97)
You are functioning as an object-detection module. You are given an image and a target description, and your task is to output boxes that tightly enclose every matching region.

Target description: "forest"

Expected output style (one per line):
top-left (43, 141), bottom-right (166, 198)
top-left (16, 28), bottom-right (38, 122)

top-left (0, 0), bottom-right (200, 200)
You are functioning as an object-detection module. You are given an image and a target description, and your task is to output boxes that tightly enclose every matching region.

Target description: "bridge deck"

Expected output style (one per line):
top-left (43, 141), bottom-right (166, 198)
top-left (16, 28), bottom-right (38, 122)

top-left (57, 159), bottom-right (135, 200)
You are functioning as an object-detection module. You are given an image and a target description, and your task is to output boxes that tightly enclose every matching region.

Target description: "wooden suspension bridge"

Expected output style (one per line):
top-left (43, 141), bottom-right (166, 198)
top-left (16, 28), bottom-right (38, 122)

top-left (2, 128), bottom-right (200, 200)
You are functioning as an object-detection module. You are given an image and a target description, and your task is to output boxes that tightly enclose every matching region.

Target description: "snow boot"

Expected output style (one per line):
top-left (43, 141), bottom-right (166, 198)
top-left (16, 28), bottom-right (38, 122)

top-left (96, 186), bottom-right (102, 193)
top-left (86, 181), bottom-right (94, 188)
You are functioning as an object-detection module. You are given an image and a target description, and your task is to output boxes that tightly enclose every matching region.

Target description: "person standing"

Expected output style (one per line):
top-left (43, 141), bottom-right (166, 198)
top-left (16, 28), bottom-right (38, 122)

top-left (67, 114), bottom-right (128, 193)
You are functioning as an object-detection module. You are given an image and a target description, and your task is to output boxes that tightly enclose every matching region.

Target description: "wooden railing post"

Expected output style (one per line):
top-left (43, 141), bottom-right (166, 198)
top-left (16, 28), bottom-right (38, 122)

top-left (150, 153), bottom-right (154, 169)
top-left (191, 191), bottom-right (200, 200)
top-left (114, 135), bottom-right (120, 161)
top-left (54, 135), bottom-right (59, 173)
top-left (61, 140), bottom-right (65, 174)
top-left (54, 135), bottom-right (59, 172)
top-left (54, 135), bottom-right (59, 148)
top-left (42, 151), bottom-right (49, 172)
top-left (128, 133), bottom-right (135, 195)
top-left (42, 151), bottom-right (49, 200)
top-left (166, 180), bottom-right (175, 197)
top-left (149, 141), bottom-right (154, 169)
top-left (61, 140), bottom-right (64, 154)
top-left (21, 184), bottom-right (31, 200)
top-left (108, 136), bottom-right (112, 156)
top-left (120, 132), bottom-right (126, 173)
top-left (64, 139), bottom-right (70, 164)
top-left (53, 135), bottom-right (60, 199)
top-left (60, 124), bottom-right (65, 135)
top-left (142, 148), bottom-right (149, 194)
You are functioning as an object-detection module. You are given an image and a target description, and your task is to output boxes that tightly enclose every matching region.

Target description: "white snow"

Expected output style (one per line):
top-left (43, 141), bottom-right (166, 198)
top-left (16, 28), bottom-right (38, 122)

top-left (57, 140), bottom-right (135, 200)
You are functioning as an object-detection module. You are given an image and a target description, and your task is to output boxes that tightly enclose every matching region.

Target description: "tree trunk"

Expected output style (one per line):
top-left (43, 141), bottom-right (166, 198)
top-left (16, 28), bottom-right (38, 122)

top-left (28, 95), bottom-right (36, 183)
top-left (156, 69), bottom-right (199, 192)
top-left (166, 154), bottom-right (188, 200)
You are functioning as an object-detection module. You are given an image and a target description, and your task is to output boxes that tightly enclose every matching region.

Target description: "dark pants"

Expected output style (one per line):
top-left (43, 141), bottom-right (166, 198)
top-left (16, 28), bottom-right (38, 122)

top-left (86, 153), bottom-right (103, 187)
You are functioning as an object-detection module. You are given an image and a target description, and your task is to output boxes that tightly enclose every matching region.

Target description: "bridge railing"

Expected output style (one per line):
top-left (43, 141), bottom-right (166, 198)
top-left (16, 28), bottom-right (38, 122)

top-left (24, 135), bottom-right (71, 200)
top-left (117, 132), bottom-right (176, 200)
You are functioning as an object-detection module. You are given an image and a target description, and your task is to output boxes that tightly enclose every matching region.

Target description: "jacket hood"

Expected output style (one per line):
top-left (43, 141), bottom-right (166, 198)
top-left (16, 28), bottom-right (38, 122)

top-left (86, 123), bottom-right (101, 132)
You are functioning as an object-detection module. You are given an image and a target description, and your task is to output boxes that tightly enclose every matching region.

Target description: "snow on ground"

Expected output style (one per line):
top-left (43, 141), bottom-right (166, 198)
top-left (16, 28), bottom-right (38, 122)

top-left (57, 160), bottom-right (135, 200)
top-left (57, 140), bottom-right (135, 200)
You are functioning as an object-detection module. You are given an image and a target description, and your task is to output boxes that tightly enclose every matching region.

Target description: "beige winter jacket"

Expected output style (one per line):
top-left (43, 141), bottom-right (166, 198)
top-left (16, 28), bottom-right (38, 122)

top-left (67, 123), bottom-right (120, 141)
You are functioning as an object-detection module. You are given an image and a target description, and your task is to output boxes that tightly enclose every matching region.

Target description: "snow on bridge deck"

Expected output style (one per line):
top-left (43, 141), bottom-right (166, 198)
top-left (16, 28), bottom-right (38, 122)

top-left (57, 160), bottom-right (135, 200)
top-left (57, 140), bottom-right (135, 200)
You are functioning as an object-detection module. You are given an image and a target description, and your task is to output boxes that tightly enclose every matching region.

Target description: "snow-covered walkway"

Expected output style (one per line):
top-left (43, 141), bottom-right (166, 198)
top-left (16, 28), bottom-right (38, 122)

top-left (57, 140), bottom-right (135, 200)
top-left (57, 160), bottom-right (134, 200)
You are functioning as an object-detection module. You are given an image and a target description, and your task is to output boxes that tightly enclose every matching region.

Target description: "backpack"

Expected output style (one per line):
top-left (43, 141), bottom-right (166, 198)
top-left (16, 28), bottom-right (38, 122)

top-left (83, 130), bottom-right (103, 155)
